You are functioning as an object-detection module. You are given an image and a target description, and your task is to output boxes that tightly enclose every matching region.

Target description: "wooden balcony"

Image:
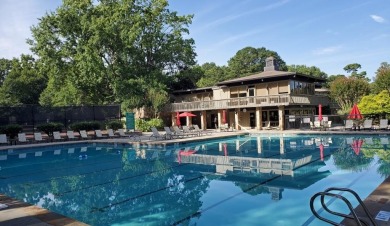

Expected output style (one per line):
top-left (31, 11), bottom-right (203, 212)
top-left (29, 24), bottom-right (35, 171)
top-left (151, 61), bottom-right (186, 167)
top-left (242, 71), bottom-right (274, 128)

top-left (166, 94), bottom-right (331, 112)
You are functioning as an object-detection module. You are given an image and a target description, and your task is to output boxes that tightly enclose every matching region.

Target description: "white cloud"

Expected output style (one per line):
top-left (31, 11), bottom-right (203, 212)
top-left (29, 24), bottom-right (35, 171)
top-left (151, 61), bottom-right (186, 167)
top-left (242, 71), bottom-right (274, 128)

top-left (370, 15), bottom-right (385, 23)
top-left (312, 46), bottom-right (342, 55)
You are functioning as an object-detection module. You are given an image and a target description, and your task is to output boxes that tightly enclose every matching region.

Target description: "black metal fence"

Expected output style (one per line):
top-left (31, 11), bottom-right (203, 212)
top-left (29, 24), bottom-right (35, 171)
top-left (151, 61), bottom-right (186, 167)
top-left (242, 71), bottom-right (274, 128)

top-left (0, 105), bottom-right (121, 131)
top-left (285, 114), bottom-right (349, 130)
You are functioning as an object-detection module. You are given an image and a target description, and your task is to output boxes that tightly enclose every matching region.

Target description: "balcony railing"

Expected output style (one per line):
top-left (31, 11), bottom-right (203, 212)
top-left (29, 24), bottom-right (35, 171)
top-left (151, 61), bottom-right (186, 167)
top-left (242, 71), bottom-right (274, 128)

top-left (166, 94), bottom-right (331, 112)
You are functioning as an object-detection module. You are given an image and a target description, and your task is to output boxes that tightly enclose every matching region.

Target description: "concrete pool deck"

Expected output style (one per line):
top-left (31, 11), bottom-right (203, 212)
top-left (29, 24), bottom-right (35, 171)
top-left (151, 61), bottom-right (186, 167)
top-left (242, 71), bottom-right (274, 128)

top-left (0, 128), bottom-right (390, 225)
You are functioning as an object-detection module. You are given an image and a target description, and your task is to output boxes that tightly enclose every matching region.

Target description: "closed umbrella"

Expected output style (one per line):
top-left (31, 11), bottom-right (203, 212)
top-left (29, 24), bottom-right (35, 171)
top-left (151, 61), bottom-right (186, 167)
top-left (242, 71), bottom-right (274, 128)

top-left (348, 104), bottom-right (363, 120)
top-left (318, 104), bottom-right (323, 122)
top-left (176, 112), bottom-right (181, 126)
top-left (222, 110), bottom-right (227, 124)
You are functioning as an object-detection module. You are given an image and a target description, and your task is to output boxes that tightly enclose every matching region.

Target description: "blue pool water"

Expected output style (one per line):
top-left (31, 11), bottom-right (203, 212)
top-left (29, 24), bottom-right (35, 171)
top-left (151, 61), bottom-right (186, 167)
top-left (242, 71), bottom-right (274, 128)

top-left (0, 134), bottom-right (389, 225)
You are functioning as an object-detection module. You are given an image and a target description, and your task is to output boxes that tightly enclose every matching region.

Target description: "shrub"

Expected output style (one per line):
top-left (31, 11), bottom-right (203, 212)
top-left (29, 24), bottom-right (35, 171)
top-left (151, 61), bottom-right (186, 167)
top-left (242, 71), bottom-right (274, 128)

top-left (135, 118), bottom-right (164, 132)
top-left (69, 121), bottom-right (102, 132)
top-left (37, 122), bottom-right (64, 137)
top-left (1, 124), bottom-right (22, 139)
top-left (106, 120), bottom-right (123, 130)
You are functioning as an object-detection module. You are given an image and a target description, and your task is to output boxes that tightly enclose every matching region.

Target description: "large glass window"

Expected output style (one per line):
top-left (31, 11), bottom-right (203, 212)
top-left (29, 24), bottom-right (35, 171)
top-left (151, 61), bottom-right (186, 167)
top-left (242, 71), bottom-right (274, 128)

top-left (290, 80), bottom-right (315, 95)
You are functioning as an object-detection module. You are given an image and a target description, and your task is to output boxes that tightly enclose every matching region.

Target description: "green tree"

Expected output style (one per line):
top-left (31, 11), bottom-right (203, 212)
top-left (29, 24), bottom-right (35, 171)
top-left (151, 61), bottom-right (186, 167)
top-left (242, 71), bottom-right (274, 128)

top-left (227, 46), bottom-right (287, 79)
top-left (28, 0), bottom-right (196, 111)
top-left (196, 63), bottom-right (227, 87)
top-left (343, 63), bottom-right (369, 81)
top-left (0, 55), bottom-right (47, 105)
top-left (329, 76), bottom-right (370, 114)
top-left (359, 90), bottom-right (390, 116)
top-left (324, 74), bottom-right (345, 88)
top-left (0, 58), bottom-right (12, 86)
top-left (287, 64), bottom-right (327, 79)
top-left (373, 62), bottom-right (390, 93)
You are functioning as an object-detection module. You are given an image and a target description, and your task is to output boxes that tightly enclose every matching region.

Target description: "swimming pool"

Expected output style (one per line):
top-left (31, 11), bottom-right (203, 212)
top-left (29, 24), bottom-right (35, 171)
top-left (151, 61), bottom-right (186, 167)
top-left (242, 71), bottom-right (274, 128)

top-left (0, 134), bottom-right (388, 225)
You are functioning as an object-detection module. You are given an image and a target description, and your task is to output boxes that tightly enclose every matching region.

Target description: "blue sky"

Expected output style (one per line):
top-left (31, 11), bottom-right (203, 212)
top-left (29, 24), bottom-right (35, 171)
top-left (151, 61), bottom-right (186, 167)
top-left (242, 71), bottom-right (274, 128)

top-left (0, 0), bottom-right (389, 80)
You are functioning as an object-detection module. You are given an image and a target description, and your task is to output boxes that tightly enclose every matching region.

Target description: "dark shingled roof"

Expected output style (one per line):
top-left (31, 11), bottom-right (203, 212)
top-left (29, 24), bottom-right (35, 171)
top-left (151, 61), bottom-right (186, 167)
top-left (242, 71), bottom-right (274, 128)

top-left (217, 70), bottom-right (325, 86)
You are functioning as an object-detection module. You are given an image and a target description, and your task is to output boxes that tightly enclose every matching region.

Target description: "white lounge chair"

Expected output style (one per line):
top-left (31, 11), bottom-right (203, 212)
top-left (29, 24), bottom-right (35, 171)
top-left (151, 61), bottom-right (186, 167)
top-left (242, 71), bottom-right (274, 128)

top-left (107, 129), bottom-right (118, 138)
top-left (17, 133), bottom-right (29, 144)
top-left (362, 119), bottom-right (373, 130)
top-left (80, 130), bottom-right (91, 139)
top-left (0, 134), bottom-right (8, 145)
top-left (379, 119), bottom-right (388, 130)
top-left (66, 131), bottom-right (78, 140)
top-left (34, 132), bottom-right (44, 143)
top-left (53, 131), bottom-right (64, 141)
top-left (95, 130), bottom-right (108, 139)
top-left (345, 120), bottom-right (354, 130)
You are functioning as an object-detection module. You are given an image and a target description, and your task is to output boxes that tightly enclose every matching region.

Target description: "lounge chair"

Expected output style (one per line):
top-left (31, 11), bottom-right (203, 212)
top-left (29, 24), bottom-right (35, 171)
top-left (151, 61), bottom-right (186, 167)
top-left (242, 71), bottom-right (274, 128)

top-left (182, 126), bottom-right (199, 136)
top-left (314, 121), bottom-right (322, 130)
top-left (172, 126), bottom-right (189, 137)
top-left (193, 125), bottom-right (212, 135)
top-left (0, 134), bottom-right (8, 145)
top-left (53, 131), bottom-right (64, 141)
top-left (95, 130), bottom-right (108, 139)
top-left (362, 119), bottom-right (373, 130)
top-left (117, 129), bottom-right (128, 137)
top-left (34, 132), bottom-right (45, 143)
top-left (344, 120), bottom-right (354, 130)
top-left (80, 130), bottom-right (91, 140)
top-left (164, 127), bottom-right (182, 139)
top-left (66, 131), bottom-right (78, 140)
top-left (17, 133), bottom-right (29, 144)
top-left (107, 129), bottom-right (118, 138)
top-left (262, 121), bottom-right (271, 130)
top-left (150, 127), bottom-right (166, 140)
top-left (379, 119), bottom-right (388, 130)
top-left (324, 121), bottom-right (332, 130)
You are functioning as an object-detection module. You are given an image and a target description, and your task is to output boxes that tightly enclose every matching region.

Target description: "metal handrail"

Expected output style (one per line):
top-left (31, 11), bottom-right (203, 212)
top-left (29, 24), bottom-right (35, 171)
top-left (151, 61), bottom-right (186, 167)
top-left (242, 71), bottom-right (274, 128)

top-left (310, 187), bottom-right (378, 226)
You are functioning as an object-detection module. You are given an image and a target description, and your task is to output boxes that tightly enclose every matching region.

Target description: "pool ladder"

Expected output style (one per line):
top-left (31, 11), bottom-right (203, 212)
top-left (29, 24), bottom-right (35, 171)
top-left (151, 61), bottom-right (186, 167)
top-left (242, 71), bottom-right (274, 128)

top-left (310, 187), bottom-right (378, 226)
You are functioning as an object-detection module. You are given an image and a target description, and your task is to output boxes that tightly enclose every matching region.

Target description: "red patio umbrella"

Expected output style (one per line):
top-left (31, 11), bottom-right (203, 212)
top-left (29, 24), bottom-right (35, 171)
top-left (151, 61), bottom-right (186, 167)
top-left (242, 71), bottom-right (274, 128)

top-left (176, 112), bottom-right (181, 126)
top-left (222, 110), bottom-right (227, 124)
top-left (318, 104), bottom-right (323, 122)
top-left (178, 112), bottom-right (196, 117)
top-left (348, 104), bottom-right (363, 120)
top-left (351, 139), bottom-right (364, 155)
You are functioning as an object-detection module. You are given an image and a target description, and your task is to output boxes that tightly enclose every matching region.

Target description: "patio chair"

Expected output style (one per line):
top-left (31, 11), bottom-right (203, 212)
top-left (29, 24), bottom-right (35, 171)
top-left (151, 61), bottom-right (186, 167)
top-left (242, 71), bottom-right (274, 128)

top-left (95, 130), bottom-right (108, 139)
top-left (182, 126), bottom-right (199, 136)
top-left (193, 125), bottom-right (212, 135)
top-left (344, 120), bottom-right (354, 130)
top-left (0, 134), bottom-right (8, 145)
top-left (314, 121), bottom-right (322, 130)
top-left (262, 121), bottom-right (271, 130)
top-left (150, 127), bottom-right (166, 140)
top-left (34, 132), bottom-right (45, 143)
top-left (53, 131), bottom-right (64, 142)
top-left (164, 127), bottom-right (182, 139)
top-left (172, 126), bottom-right (189, 137)
top-left (17, 133), bottom-right (29, 144)
top-left (362, 119), bottom-right (373, 130)
top-left (66, 131), bottom-right (78, 140)
top-left (117, 129), bottom-right (128, 137)
top-left (379, 119), bottom-right (389, 130)
top-left (80, 130), bottom-right (91, 140)
top-left (107, 129), bottom-right (119, 138)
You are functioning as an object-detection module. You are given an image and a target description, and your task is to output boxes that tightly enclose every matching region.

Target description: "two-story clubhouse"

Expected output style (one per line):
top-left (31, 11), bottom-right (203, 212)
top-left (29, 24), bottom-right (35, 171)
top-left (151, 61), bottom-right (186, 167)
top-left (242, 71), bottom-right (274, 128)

top-left (166, 57), bottom-right (333, 131)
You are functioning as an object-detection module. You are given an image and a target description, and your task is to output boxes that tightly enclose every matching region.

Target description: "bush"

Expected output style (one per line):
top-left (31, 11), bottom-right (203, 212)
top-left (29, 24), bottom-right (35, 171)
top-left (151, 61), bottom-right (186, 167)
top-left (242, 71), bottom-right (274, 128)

top-left (0, 124), bottom-right (22, 139)
top-left (135, 118), bottom-right (164, 132)
top-left (106, 120), bottom-right (123, 130)
top-left (69, 121), bottom-right (102, 132)
top-left (37, 122), bottom-right (64, 137)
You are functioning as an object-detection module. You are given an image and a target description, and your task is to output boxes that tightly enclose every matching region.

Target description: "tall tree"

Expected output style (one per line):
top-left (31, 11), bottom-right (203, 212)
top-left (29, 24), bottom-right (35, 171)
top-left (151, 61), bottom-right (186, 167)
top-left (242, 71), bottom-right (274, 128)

top-left (359, 90), bottom-right (390, 116)
top-left (227, 47), bottom-right (287, 79)
top-left (28, 0), bottom-right (196, 111)
top-left (0, 55), bottom-right (47, 105)
top-left (373, 62), bottom-right (390, 94)
top-left (196, 63), bottom-right (227, 88)
top-left (343, 63), bottom-right (369, 81)
top-left (287, 65), bottom-right (327, 79)
top-left (329, 76), bottom-right (370, 114)
top-left (0, 58), bottom-right (12, 86)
